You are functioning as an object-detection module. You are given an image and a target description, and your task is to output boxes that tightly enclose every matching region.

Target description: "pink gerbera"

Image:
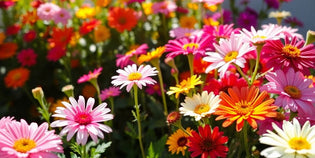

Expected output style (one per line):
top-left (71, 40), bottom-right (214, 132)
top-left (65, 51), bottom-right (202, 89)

top-left (0, 116), bottom-right (14, 129)
top-left (116, 44), bottom-right (148, 68)
top-left (165, 35), bottom-right (212, 58)
top-left (203, 33), bottom-right (256, 78)
top-left (17, 48), bottom-right (37, 67)
top-left (50, 96), bottom-right (113, 145)
top-left (260, 68), bottom-right (315, 115)
top-left (111, 64), bottom-right (158, 92)
top-left (0, 119), bottom-right (63, 158)
top-left (169, 27), bottom-right (202, 39)
top-left (77, 67), bottom-right (103, 84)
top-left (37, 3), bottom-right (61, 21)
top-left (152, 1), bottom-right (177, 15)
top-left (262, 36), bottom-right (315, 75)
top-left (100, 86), bottom-right (121, 101)
top-left (53, 8), bottom-right (71, 25)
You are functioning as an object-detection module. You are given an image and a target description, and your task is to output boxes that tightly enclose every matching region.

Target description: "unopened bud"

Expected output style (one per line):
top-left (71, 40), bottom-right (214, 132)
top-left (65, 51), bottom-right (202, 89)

top-left (62, 84), bottom-right (74, 97)
top-left (305, 30), bottom-right (315, 45)
top-left (32, 87), bottom-right (44, 101)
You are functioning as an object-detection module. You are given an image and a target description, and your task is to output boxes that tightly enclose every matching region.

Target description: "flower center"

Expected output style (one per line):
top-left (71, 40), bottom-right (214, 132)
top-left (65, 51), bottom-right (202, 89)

top-left (289, 137), bottom-right (311, 150)
top-left (194, 104), bottom-right (210, 114)
top-left (177, 137), bottom-right (188, 147)
top-left (182, 43), bottom-right (199, 51)
top-left (74, 112), bottom-right (92, 125)
top-left (235, 101), bottom-right (252, 115)
top-left (224, 51), bottom-right (238, 62)
top-left (284, 85), bottom-right (301, 99)
top-left (282, 44), bottom-right (300, 58)
top-left (200, 138), bottom-right (213, 151)
top-left (118, 17), bottom-right (127, 25)
top-left (13, 138), bottom-right (36, 153)
top-left (252, 35), bottom-right (267, 40)
top-left (128, 72), bottom-right (142, 81)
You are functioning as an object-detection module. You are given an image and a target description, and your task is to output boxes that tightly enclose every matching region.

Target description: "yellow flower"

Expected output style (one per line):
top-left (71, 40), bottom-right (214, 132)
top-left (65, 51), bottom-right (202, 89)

top-left (167, 75), bottom-right (203, 98)
top-left (179, 16), bottom-right (197, 29)
top-left (204, 3), bottom-right (218, 12)
top-left (69, 32), bottom-right (81, 47)
top-left (137, 46), bottom-right (165, 64)
top-left (75, 7), bottom-right (96, 19)
top-left (187, 2), bottom-right (198, 10)
top-left (166, 128), bottom-right (193, 156)
top-left (94, 25), bottom-right (111, 43)
top-left (142, 2), bottom-right (153, 15)
top-left (203, 17), bottom-right (219, 26)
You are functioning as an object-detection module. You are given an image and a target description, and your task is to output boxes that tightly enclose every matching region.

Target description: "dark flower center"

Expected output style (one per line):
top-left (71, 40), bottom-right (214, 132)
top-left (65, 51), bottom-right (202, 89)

top-left (200, 138), bottom-right (214, 151)
top-left (177, 137), bottom-right (187, 147)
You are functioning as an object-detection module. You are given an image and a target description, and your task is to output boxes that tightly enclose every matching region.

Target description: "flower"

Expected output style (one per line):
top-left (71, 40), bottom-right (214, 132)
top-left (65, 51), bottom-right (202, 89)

top-left (262, 36), bottom-right (315, 74)
top-left (187, 125), bottom-right (229, 158)
top-left (180, 91), bottom-right (221, 121)
top-left (284, 17), bottom-right (304, 27)
top-left (269, 10), bottom-right (291, 19)
top-left (6, 24), bottom-right (20, 35)
top-left (37, 3), bottom-right (61, 21)
top-left (53, 8), bottom-right (71, 25)
top-left (48, 27), bottom-right (73, 48)
top-left (166, 35), bottom-right (211, 58)
top-left (75, 6), bottom-right (96, 19)
top-left (82, 84), bottom-right (97, 98)
top-left (203, 33), bottom-right (256, 78)
top-left (166, 111), bottom-right (181, 125)
top-left (169, 27), bottom-right (202, 39)
top-left (145, 83), bottom-right (164, 96)
top-left (152, 1), bottom-right (177, 16)
top-left (50, 96), bottom-right (113, 145)
top-left (0, 116), bottom-right (14, 129)
top-left (237, 8), bottom-right (258, 30)
top-left (260, 68), bottom-right (315, 115)
top-left (22, 11), bottom-right (39, 25)
top-left (108, 7), bottom-right (138, 33)
top-left (77, 67), bottom-right (103, 84)
top-left (17, 48), bottom-right (37, 67)
top-left (116, 44), bottom-right (148, 68)
top-left (259, 118), bottom-right (315, 157)
top-left (0, 119), bottom-right (63, 157)
top-left (23, 30), bottom-right (36, 42)
top-left (0, 42), bottom-right (18, 60)
top-left (137, 46), bottom-right (165, 64)
top-left (79, 19), bottom-right (101, 35)
top-left (264, 0), bottom-right (280, 9)
top-left (4, 67), bottom-right (30, 89)
top-left (215, 86), bottom-right (278, 132)
top-left (192, 0), bottom-right (224, 6)
top-left (100, 86), bottom-right (121, 101)
top-left (111, 64), bottom-right (158, 92)
top-left (94, 25), bottom-right (111, 43)
top-left (46, 46), bottom-right (66, 62)
top-left (193, 55), bottom-right (212, 74)
top-left (179, 16), bottom-right (197, 29)
top-left (167, 75), bottom-right (203, 98)
top-left (241, 24), bottom-right (283, 45)
top-left (166, 128), bottom-right (193, 156)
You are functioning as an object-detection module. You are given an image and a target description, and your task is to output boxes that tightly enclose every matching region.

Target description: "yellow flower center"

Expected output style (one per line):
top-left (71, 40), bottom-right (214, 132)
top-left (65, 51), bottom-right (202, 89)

top-left (284, 85), bottom-right (301, 99)
top-left (252, 35), bottom-right (267, 40)
top-left (282, 44), bottom-right (300, 58)
top-left (235, 101), bottom-right (253, 116)
top-left (224, 51), bottom-right (238, 62)
top-left (194, 104), bottom-right (210, 114)
top-left (128, 72), bottom-right (142, 81)
top-left (13, 138), bottom-right (36, 153)
top-left (289, 137), bottom-right (311, 150)
top-left (182, 43), bottom-right (199, 51)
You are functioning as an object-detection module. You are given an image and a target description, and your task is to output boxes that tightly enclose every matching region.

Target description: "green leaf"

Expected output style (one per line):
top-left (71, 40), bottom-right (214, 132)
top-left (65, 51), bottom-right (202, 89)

top-left (146, 142), bottom-right (159, 158)
top-left (70, 152), bottom-right (79, 158)
top-left (90, 141), bottom-right (112, 158)
top-left (125, 122), bottom-right (138, 139)
top-left (146, 135), bottom-right (168, 158)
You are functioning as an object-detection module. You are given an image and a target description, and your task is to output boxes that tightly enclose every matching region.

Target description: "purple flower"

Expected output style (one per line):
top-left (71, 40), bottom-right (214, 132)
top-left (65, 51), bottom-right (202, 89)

top-left (264, 0), bottom-right (280, 9)
top-left (237, 8), bottom-right (258, 30)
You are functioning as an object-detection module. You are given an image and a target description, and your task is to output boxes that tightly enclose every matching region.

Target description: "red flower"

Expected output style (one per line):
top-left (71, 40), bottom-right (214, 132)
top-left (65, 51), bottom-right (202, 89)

top-left (48, 27), bottom-right (73, 48)
top-left (23, 30), bottom-right (37, 42)
top-left (187, 125), bottom-right (229, 158)
top-left (108, 7), bottom-right (138, 33)
top-left (79, 19), bottom-right (101, 35)
top-left (6, 24), bottom-right (20, 35)
top-left (47, 46), bottom-right (66, 62)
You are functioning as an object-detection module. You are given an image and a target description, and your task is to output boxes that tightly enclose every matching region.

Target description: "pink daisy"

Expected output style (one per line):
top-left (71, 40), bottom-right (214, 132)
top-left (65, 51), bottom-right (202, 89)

top-left (152, 1), bottom-right (177, 15)
top-left (202, 24), bottom-right (240, 40)
top-left (203, 33), bottom-right (256, 78)
top-left (46, 46), bottom-right (66, 62)
top-left (0, 116), bottom-right (14, 129)
top-left (37, 3), bottom-right (61, 21)
top-left (53, 8), bottom-right (71, 25)
top-left (77, 67), bottom-right (103, 84)
top-left (17, 48), bottom-right (37, 67)
top-left (260, 68), bottom-right (315, 115)
top-left (262, 36), bottom-right (315, 75)
top-left (0, 119), bottom-right (63, 158)
top-left (169, 27), bottom-right (203, 39)
top-left (100, 86), bottom-right (121, 101)
top-left (50, 96), bottom-right (113, 145)
top-left (116, 44), bottom-right (148, 68)
top-left (165, 35), bottom-right (212, 58)
top-left (111, 64), bottom-right (158, 92)
top-left (240, 25), bottom-right (283, 45)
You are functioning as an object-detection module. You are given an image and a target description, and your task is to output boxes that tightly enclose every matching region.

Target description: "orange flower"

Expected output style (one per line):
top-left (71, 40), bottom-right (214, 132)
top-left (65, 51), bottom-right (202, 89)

top-left (108, 7), bottom-right (138, 33)
top-left (0, 42), bottom-right (18, 60)
top-left (96, 0), bottom-right (111, 7)
top-left (4, 67), bottom-right (30, 88)
top-left (94, 25), bottom-right (111, 43)
top-left (137, 46), bottom-right (165, 64)
top-left (215, 86), bottom-right (278, 132)
top-left (22, 11), bottom-right (39, 25)
top-left (48, 27), bottom-right (73, 48)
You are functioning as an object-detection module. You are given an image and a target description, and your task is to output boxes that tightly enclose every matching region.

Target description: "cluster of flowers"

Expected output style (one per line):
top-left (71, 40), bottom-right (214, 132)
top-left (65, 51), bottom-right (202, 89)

top-left (1, 0), bottom-right (315, 157)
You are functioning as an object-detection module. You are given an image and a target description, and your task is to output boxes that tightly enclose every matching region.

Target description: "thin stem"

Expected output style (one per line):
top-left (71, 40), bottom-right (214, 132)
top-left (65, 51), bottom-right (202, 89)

top-left (233, 63), bottom-right (250, 85)
top-left (243, 122), bottom-right (251, 158)
top-left (187, 53), bottom-right (194, 77)
top-left (109, 97), bottom-right (115, 114)
top-left (250, 44), bottom-right (263, 86)
top-left (90, 79), bottom-right (101, 105)
top-left (133, 85), bottom-right (145, 158)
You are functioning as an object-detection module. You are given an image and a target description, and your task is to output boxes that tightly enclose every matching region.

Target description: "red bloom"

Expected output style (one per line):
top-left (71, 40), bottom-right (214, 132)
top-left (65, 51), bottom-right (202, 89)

top-left (187, 125), bottom-right (229, 158)
top-left (79, 19), bottom-right (101, 35)
top-left (23, 30), bottom-right (37, 42)
top-left (6, 24), bottom-right (20, 35)
top-left (108, 7), bottom-right (138, 33)
top-left (17, 48), bottom-right (37, 67)
top-left (47, 46), bottom-right (66, 62)
top-left (48, 27), bottom-right (73, 48)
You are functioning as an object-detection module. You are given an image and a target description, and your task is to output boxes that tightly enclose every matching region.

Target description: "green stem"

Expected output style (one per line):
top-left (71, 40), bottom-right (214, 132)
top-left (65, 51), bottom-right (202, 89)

top-left (233, 63), bottom-right (250, 85)
top-left (109, 97), bottom-right (115, 114)
top-left (90, 79), bottom-right (101, 105)
top-left (250, 44), bottom-right (263, 86)
top-left (243, 122), bottom-right (251, 158)
top-left (218, 3), bottom-right (224, 24)
top-left (187, 53), bottom-right (194, 77)
top-left (81, 144), bottom-right (87, 158)
top-left (133, 85), bottom-right (145, 158)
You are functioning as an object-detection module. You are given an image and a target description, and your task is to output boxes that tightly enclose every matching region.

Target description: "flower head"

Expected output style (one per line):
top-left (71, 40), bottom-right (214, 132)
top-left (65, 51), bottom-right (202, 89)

top-left (166, 128), bottom-right (193, 156)
top-left (169, 27), bottom-right (202, 39)
top-left (108, 7), bottom-right (138, 33)
top-left (167, 75), bottom-right (203, 98)
top-left (0, 119), bottom-right (63, 157)
top-left (53, 8), bottom-right (71, 25)
top-left (23, 30), bottom-right (37, 42)
top-left (111, 64), bottom-right (158, 92)
top-left (79, 19), bottom-right (101, 35)
top-left (77, 67), bottom-right (103, 84)
top-left (180, 91), bottom-right (221, 121)
top-left (259, 118), bottom-right (315, 157)
top-left (116, 44), bottom-right (148, 68)
top-left (37, 3), bottom-right (61, 21)
top-left (17, 48), bottom-right (37, 67)
top-left (241, 24), bottom-right (283, 45)
top-left (100, 86), bottom-right (121, 101)
top-left (187, 125), bottom-right (229, 158)
top-left (4, 67), bottom-right (30, 89)
top-left (0, 42), bottom-right (18, 60)
top-left (75, 6), bottom-right (96, 19)
top-left (137, 46), bottom-right (165, 64)
top-left (94, 25), bottom-right (111, 43)
top-left (215, 86), bottom-right (278, 132)
top-left (47, 46), bottom-right (66, 62)
top-left (50, 96), bottom-right (113, 145)
top-left (152, 1), bottom-right (177, 16)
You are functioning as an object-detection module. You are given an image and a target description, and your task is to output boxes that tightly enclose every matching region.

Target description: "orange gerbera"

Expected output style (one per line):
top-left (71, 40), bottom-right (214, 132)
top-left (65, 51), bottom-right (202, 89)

top-left (4, 67), bottom-right (30, 89)
top-left (138, 46), bottom-right (165, 64)
top-left (108, 7), bottom-right (138, 33)
top-left (48, 27), bottom-right (73, 48)
top-left (215, 86), bottom-right (278, 132)
top-left (22, 10), bottom-right (39, 25)
top-left (0, 42), bottom-right (18, 60)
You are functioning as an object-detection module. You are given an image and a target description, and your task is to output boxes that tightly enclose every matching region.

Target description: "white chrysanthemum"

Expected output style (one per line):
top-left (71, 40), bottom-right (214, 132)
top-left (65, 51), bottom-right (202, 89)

top-left (241, 24), bottom-right (283, 44)
top-left (259, 118), bottom-right (315, 158)
top-left (179, 91), bottom-right (221, 121)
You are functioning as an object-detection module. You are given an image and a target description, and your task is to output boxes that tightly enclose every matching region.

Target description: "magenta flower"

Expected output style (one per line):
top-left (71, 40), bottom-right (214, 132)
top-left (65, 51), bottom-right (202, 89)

top-left (100, 86), bottom-right (121, 101)
top-left (145, 83), bottom-right (164, 96)
top-left (202, 24), bottom-right (239, 40)
top-left (152, 1), bottom-right (177, 15)
top-left (262, 36), bottom-right (315, 74)
top-left (53, 8), bottom-right (71, 25)
top-left (237, 8), bottom-right (258, 31)
top-left (111, 64), bottom-right (158, 92)
top-left (166, 35), bottom-right (212, 58)
top-left (169, 27), bottom-right (202, 39)
top-left (37, 3), bottom-right (61, 21)
top-left (0, 119), bottom-right (63, 158)
top-left (46, 46), bottom-right (66, 62)
top-left (260, 68), bottom-right (315, 115)
top-left (116, 44), bottom-right (148, 68)
top-left (17, 48), bottom-right (37, 67)
top-left (77, 67), bottom-right (103, 84)
top-left (192, 0), bottom-right (224, 5)
top-left (51, 96), bottom-right (113, 145)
